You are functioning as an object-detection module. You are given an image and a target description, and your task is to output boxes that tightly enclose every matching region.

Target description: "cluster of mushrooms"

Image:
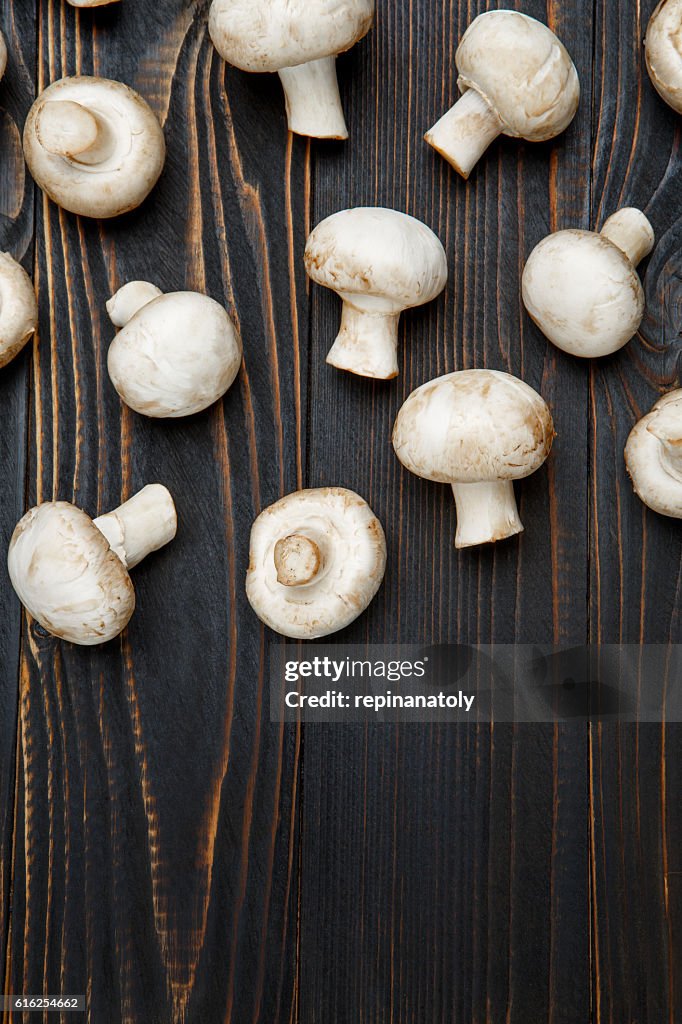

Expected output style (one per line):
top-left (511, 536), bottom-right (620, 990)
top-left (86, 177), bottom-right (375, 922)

top-left (0, 1), bottom-right (680, 644)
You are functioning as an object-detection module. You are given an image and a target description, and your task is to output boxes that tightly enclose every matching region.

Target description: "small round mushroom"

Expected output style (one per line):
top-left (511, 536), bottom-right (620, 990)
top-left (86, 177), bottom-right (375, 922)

top-left (246, 487), bottom-right (386, 639)
top-left (0, 252), bottom-right (38, 369)
top-left (106, 281), bottom-right (242, 418)
top-left (645, 0), bottom-right (682, 114)
top-left (392, 369), bottom-right (555, 549)
top-left (23, 76), bottom-right (165, 218)
top-left (208, 0), bottom-right (375, 139)
top-left (522, 208), bottom-right (654, 358)
top-left (8, 484), bottom-right (177, 645)
top-left (425, 10), bottom-right (580, 179)
top-left (304, 208), bottom-right (448, 380)
top-left (625, 390), bottom-right (682, 518)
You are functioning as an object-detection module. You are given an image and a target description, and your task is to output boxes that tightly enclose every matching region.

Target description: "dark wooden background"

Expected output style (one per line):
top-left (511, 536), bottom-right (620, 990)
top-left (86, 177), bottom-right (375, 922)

top-left (0, 1), bottom-right (679, 1021)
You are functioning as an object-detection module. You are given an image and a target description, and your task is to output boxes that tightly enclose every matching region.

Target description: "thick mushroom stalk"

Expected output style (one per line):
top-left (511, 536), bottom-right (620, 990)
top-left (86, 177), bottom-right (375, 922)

top-left (450, 481), bottom-right (523, 549)
top-left (93, 484), bottom-right (177, 570)
top-left (599, 208), bottom-right (655, 267)
top-left (35, 100), bottom-right (115, 164)
top-left (425, 89), bottom-right (504, 180)
top-left (278, 57), bottom-right (348, 140)
top-left (625, 391), bottom-right (682, 518)
top-left (274, 534), bottom-right (322, 587)
top-left (327, 302), bottom-right (401, 379)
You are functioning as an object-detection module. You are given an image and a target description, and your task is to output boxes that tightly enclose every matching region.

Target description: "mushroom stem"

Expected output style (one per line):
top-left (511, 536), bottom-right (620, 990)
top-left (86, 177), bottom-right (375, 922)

top-left (451, 481), bottom-right (524, 549)
top-left (106, 281), bottom-right (164, 327)
top-left (600, 209), bottom-right (655, 267)
top-left (274, 534), bottom-right (322, 587)
top-left (326, 303), bottom-right (401, 379)
top-left (278, 57), bottom-right (348, 140)
top-left (35, 100), bottom-right (115, 165)
top-left (425, 88), bottom-right (504, 179)
top-left (94, 484), bottom-right (177, 569)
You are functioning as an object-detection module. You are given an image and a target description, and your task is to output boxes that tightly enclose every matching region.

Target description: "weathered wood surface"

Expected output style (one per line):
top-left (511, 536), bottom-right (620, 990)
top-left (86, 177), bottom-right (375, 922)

top-left (0, 1), bottom-right (678, 1022)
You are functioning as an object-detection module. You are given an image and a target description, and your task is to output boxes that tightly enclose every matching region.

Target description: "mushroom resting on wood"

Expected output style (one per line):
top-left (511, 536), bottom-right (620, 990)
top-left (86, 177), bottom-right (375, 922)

top-left (0, 252), bottom-right (38, 370)
top-left (392, 369), bottom-right (555, 549)
top-left (23, 77), bottom-right (165, 218)
top-left (304, 207), bottom-right (448, 379)
top-left (106, 282), bottom-right (243, 418)
top-left (0, 32), bottom-right (7, 82)
top-left (425, 10), bottom-right (580, 179)
top-left (67, 0), bottom-right (120, 6)
top-left (645, 0), bottom-right (682, 114)
top-left (246, 487), bottom-right (387, 638)
top-left (8, 485), bottom-right (177, 645)
top-left (522, 208), bottom-right (654, 358)
top-left (625, 390), bottom-right (682, 519)
top-left (208, 0), bottom-right (375, 139)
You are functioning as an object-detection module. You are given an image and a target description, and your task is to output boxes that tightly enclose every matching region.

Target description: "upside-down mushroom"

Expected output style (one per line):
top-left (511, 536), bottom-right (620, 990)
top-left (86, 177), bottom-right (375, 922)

top-left (522, 208), bottom-right (654, 358)
top-left (246, 487), bottom-right (386, 638)
top-left (208, 0), bottom-right (375, 139)
top-left (645, 0), bottom-right (682, 114)
top-left (8, 485), bottom-right (177, 645)
top-left (0, 252), bottom-right (38, 369)
top-left (106, 282), bottom-right (242, 418)
top-left (625, 390), bottom-right (682, 518)
top-left (425, 10), bottom-right (580, 179)
top-left (304, 207), bottom-right (448, 379)
top-left (23, 76), bottom-right (165, 218)
top-left (392, 369), bottom-right (555, 548)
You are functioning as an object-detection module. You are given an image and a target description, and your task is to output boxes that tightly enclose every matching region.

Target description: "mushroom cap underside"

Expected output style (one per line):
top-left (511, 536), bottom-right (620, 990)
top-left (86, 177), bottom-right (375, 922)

top-left (209, 0), bottom-right (375, 72)
top-left (393, 369), bottom-right (554, 483)
top-left (305, 207), bottom-right (448, 312)
top-left (456, 10), bottom-right (580, 140)
top-left (8, 502), bottom-right (135, 645)
top-left (625, 390), bottom-right (682, 518)
top-left (645, 0), bottom-right (682, 113)
top-left (0, 252), bottom-right (39, 370)
top-left (246, 487), bottom-right (387, 639)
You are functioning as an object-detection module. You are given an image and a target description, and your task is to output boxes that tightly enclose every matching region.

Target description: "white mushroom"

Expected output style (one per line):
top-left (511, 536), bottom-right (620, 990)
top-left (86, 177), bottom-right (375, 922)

top-left (625, 389), bottom-right (682, 518)
top-left (522, 208), bottom-right (654, 358)
top-left (68, 0), bottom-right (120, 5)
top-left (392, 369), bottom-right (555, 549)
top-left (645, 0), bottom-right (682, 114)
top-left (8, 484), bottom-right (177, 645)
top-left (0, 32), bottom-right (7, 82)
top-left (0, 252), bottom-right (38, 369)
top-left (425, 10), bottom-right (580, 179)
top-left (208, 0), bottom-right (375, 139)
top-left (304, 208), bottom-right (448, 379)
top-left (23, 76), bottom-right (165, 218)
top-left (246, 487), bottom-right (386, 638)
top-left (106, 282), bottom-right (242, 418)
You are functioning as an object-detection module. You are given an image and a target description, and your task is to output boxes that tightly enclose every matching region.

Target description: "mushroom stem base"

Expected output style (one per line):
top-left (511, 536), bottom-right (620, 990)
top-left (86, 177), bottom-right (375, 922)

top-left (94, 484), bottom-right (177, 569)
top-left (327, 304), bottom-right (401, 379)
top-left (451, 481), bottom-right (523, 549)
top-left (278, 57), bottom-right (348, 140)
top-left (600, 209), bottom-right (655, 267)
top-left (425, 88), bottom-right (503, 179)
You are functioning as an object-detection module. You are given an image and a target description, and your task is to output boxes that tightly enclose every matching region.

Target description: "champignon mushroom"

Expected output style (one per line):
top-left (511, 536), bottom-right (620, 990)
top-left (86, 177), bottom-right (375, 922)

top-left (106, 281), bottom-right (242, 418)
top-left (522, 208), bottom-right (654, 359)
top-left (425, 10), bottom-right (580, 179)
top-left (0, 252), bottom-right (38, 369)
top-left (0, 32), bottom-right (7, 82)
top-left (304, 208), bottom-right (448, 379)
top-left (246, 487), bottom-right (386, 638)
top-left (392, 369), bottom-right (555, 548)
top-left (23, 76), bottom-right (165, 218)
top-left (625, 389), bottom-right (682, 518)
top-left (67, 0), bottom-right (120, 6)
top-left (208, 0), bottom-right (375, 139)
top-left (645, 0), bottom-right (682, 114)
top-left (8, 484), bottom-right (177, 645)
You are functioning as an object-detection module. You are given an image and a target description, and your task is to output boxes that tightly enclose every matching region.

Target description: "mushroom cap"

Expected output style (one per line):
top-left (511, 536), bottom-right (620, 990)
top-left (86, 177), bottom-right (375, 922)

top-left (393, 369), bottom-right (554, 484)
top-left (0, 252), bottom-right (38, 369)
top-left (246, 487), bottom-right (387, 639)
top-left (107, 291), bottom-right (243, 418)
top-left (208, 0), bottom-right (375, 73)
top-left (645, 0), bottom-right (682, 113)
top-left (625, 389), bottom-right (682, 518)
top-left (8, 502), bottom-right (135, 645)
top-left (23, 77), bottom-right (166, 218)
top-left (0, 32), bottom-right (7, 81)
top-left (456, 10), bottom-right (580, 141)
top-left (305, 207), bottom-right (448, 314)
top-left (522, 229), bottom-right (644, 358)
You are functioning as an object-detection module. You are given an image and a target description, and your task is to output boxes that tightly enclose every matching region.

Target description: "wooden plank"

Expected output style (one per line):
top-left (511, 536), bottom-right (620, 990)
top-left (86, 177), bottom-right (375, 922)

top-left (590, 1), bottom-right (682, 1020)
top-left (299, 2), bottom-right (592, 1020)
top-left (4, 3), bottom-right (307, 1020)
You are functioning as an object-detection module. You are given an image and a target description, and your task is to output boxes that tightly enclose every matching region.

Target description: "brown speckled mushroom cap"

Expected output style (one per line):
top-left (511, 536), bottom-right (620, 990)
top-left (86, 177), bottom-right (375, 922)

top-left (0, 252), bottom-right (38, 370)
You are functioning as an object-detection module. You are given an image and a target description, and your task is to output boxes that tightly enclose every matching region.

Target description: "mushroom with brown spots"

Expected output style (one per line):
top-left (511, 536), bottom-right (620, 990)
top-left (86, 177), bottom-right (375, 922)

top-left (625, 390), bottom-right (682, 519)
top-left (246, 487), bottom-right (387, 638)
top-left (425, 10), bottom-right (580, 179)
top-left (645, 0), bottom-right (682, 114)
top-left (0, 252), bottom-right (38, 369)
top-left (392, 369), bottom-right (555, 549)
top-left (522, 208), bottom-right (654, 358)
top-left (8, 485), bottom-right (177, 645)
top-left (304, 207), bottom-right (448, 379)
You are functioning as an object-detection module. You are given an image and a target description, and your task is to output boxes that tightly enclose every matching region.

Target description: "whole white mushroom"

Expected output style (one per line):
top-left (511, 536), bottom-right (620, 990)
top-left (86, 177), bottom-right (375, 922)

top-left (625, 390), bottom-right (682, 519)
top-left (645, 0), bottom-right (682, 114)
top-left (0, 252), bottom-right (38, 369)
